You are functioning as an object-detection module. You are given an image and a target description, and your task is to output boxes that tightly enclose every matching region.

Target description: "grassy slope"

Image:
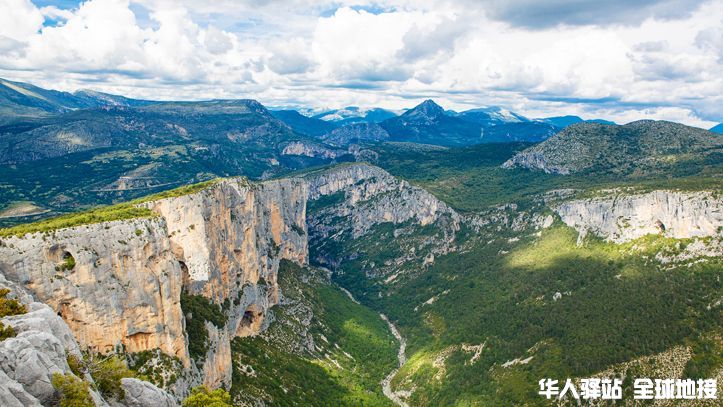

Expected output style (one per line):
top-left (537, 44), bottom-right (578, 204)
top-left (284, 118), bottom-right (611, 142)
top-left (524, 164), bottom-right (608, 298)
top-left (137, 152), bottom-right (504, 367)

top-left (0, 178), bottom-right (222, 237)
top-left (230, 261), bottom-right (397, 406)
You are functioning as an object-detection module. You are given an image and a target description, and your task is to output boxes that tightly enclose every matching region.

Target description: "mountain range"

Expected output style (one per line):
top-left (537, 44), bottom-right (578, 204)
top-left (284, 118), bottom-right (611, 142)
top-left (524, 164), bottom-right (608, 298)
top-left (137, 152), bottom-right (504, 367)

top-left (0, 77), bottom-right (719, 224)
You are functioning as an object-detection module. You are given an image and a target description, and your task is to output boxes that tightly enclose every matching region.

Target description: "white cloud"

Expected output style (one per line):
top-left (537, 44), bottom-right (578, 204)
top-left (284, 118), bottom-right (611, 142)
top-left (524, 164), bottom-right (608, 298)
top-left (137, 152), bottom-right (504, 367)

top-left (0, 0), bottom-right (44, 41)
top-left (0, 0), bottom-right (720, 126)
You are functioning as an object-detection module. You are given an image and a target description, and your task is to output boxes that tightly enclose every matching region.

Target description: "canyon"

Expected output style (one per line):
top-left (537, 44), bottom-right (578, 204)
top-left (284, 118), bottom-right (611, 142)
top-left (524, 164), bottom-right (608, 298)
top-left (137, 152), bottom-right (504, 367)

top-left (0, 162), bottom-right (721, 405)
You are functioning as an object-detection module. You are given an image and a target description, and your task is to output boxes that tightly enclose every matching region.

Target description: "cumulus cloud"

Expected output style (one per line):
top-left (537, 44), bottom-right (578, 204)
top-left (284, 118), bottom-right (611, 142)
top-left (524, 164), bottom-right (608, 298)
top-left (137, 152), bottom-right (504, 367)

top-left (0, 0), bottom-right (719, 126)
top-left (695, 26), bottom-right (723, 60)
top-left (0, 0), bottom-right (44, 41)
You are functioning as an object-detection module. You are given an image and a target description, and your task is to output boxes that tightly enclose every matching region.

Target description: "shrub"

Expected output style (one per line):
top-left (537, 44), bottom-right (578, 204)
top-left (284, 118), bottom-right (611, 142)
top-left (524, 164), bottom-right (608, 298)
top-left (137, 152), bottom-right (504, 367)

top-left (51, 373), bottom-right (94, 407)
top-left (180, 293), bottom-right (227, 362)
top-left (182, 386), bottom-right (232, 407)
top-left (0, 321), bottom-right (16, 340)
top-left (0, 288), bottom-right (27, 317)
top-left (67, 354), bottom-right (85, 377)
top-left (60, 252), bottom-right (76, 271)
top-left (87, 354), bottom-right (136, 401)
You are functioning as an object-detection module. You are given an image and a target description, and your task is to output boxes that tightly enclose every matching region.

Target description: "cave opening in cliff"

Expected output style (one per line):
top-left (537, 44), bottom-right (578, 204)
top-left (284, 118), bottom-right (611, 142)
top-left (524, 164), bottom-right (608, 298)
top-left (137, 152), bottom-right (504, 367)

top-left (237, 304), bottom-right (263, 337)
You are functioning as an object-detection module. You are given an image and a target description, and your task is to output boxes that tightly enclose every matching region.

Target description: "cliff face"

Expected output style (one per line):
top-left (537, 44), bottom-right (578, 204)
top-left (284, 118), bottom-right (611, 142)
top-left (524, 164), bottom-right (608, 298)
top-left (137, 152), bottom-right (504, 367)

top-left (0, 177), bottom-right (308, 391)
top-left (554, 190), bottom-right (722, 243)
top-left (305, 164), bottom-right (460, 283)
top-left (0, 274), bottom-right (175, 406)
top-left (0, 217), bottom-right (187, 362)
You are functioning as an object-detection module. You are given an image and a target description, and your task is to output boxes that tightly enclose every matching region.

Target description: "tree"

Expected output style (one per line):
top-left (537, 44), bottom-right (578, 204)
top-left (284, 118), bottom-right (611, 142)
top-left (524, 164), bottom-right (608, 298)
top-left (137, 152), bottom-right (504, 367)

top-left (182, 385), bottom-right (232, 407)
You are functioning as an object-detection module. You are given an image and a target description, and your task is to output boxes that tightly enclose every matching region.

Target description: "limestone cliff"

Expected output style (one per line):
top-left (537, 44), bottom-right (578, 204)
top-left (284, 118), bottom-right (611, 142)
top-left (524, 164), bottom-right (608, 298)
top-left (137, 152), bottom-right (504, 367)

top-left (0, 274), bottom-right (175, 406)
top-left (0, 217), bottom-right (187, 362)
top-left (304, 163), bottom-right (460, 283)
top-left (554, 190), bottom-right (722, 243)
top-left (0, 177), bottom-right (308, 394)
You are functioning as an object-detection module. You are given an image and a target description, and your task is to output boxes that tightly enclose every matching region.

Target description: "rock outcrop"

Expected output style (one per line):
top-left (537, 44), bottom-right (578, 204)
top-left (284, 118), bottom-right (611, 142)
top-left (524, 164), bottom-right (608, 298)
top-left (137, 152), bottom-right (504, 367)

top-left (502, 150), bottom-right (570, 174)
top-left (0, 216), bottom-right (188, 364)
top-left (0, 177), bottom-right (308, 394)
top-left (306, 163), bottom-right (460, 238)
top-left (0, 274), bottom-right (137, 406)
top-left (120, 378), bottom-right (177, 407)
top-left (554, 190), bottom-right (723, 243)
top-left (281, 141), bottom-right (340, 159)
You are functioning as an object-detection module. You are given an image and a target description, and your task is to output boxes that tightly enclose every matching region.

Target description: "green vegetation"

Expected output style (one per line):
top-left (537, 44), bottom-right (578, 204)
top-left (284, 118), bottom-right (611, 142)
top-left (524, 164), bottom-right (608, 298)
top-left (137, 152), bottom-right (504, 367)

top-left (89, 354), bottom-right (137, 401)
top-left (51, 372), bottom-right (94, 407)
top-left (0, 289), bottom-right (27, 341)
top-left (182, 386), bottom-right (232, 407)
top-left (127, 349), bottom-right (183, 389)
top-left (0, 288), bottom-right (27, 317)
top-left (230, 260), bottom-right (396, 406)
top-left (318, 219), bottom-right (721, 405)
top-left (0, 322), bottom-right (15, 340)
top-left (0, 203), bottom-right (154, 238)
top-left (59, 252), bottom-right (76, 271)
top-left (306, 147), bottom-right (721, 405)
top-left (683, 335), bottom-right (723, 379)
top-left (181, 293), bottom-right (227, 362)
top-left (65, 353), bottom-right (137, 401)
top-left (506, 120), bottom-right (723, 175)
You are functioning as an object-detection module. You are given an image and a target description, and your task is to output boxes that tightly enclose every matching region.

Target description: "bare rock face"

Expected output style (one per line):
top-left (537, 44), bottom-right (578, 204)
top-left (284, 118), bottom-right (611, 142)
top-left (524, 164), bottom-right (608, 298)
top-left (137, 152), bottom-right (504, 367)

top-left (0, 177), bottom-right (309, 393)
top-left (554, 190), bottom-right (723, 243)
top-left (306, 163), bottom-right (460, 236)
top-left (120, 378), bottom-right (177, 407)
top-left (281, 141), bottom-right (340, 159)
top-left (0, 217), bottom-right (188, 364)
top-left (502, 151), bottom-right (570, 174)
top-left (0, 276), bottom-right (110, 406)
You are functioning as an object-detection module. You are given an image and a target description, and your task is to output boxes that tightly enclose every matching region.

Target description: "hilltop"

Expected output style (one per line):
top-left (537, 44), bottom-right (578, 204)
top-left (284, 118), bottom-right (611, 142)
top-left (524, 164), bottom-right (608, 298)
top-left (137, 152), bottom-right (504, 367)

top-left (503, 120), bottom-right (722, 175)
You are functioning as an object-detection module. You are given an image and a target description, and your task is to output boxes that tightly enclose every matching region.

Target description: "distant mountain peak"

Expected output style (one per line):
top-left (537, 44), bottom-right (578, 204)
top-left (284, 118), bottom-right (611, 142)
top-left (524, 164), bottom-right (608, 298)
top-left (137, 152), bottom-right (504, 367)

top-left (404, 99), bottom-right (445, 119)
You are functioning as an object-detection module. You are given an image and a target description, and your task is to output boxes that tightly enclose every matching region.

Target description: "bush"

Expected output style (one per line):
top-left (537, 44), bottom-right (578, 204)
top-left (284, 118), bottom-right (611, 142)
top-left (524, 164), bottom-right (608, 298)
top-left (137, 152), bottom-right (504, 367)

top-left (60, 252), bottom-right (76, 271)
top-left (0, 321), bottom-right (15, 340)
top-left (0, 288), bottom-right (27, 317)
top-left (87, 354), bottom-right (136, 401)
top-left (182, 386), bottom-right (232, 407)
top-left (67, 354), bottom-right (85, 377)
top-left (51, 373), bottom-right (94, 407)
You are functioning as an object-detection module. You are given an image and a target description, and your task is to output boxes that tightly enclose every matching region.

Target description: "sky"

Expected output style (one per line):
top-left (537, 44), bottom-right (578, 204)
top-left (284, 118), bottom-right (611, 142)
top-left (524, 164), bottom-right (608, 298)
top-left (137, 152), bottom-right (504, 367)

top-left (0, 0), bottom-right (721, 127)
